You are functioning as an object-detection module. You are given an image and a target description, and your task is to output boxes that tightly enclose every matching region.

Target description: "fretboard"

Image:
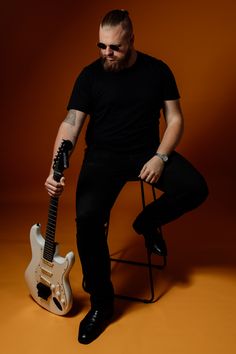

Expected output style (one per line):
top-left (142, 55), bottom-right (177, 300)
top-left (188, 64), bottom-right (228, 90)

top-left (43, 196), bottom-right (59, 262)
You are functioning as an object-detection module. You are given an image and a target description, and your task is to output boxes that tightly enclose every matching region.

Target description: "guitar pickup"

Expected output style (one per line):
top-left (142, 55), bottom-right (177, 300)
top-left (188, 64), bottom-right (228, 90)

top-left (40, 275), bottom-right (51, 287)
top-left (41, 267), bottom-right (53, 277)
top-left (42, 258), bottom-right (54, 268)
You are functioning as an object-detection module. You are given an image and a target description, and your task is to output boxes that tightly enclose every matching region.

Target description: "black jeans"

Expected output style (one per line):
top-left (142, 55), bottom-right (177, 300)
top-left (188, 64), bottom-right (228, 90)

top-left (75, 148), bottom-right (208, 307)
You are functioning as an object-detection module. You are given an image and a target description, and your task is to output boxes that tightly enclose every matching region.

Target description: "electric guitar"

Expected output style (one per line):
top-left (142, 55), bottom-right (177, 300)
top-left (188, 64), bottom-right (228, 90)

top-left (25, 139), bottom-right (75, 315)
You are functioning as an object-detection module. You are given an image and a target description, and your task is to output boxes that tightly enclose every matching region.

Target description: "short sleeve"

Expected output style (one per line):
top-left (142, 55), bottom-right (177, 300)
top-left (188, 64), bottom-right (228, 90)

top-left (159, 61), bottom-right (180, 101)
top-left (67, 67), bottom-right (92, 113)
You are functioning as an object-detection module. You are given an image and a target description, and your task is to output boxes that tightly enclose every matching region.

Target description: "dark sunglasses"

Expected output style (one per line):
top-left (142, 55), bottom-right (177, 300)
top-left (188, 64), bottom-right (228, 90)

top-left (97, 42), bottom-right (122, 52)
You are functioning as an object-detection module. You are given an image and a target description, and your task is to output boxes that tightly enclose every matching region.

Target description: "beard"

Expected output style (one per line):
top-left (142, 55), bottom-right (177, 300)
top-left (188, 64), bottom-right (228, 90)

top-left (101, 47), bottom-right (133, 72)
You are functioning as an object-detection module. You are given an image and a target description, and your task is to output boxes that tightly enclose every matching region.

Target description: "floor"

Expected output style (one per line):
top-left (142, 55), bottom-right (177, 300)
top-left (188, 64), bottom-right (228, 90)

top-left (1, 181), bottom-right (235, 354)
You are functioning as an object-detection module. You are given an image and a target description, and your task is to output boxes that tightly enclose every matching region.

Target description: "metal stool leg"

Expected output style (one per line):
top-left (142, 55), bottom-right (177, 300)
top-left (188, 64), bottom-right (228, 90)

top-left (109, 180), bottom-right (167, 303)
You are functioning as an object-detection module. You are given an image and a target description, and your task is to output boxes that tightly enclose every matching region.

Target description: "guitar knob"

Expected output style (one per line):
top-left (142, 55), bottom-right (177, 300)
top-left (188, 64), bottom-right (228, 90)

top-left (50, 284), bottom-right (56, 291)
top-left (61, 298), bottom-right (66, 305)
top-left (56, 291), bottom-right (61, 297)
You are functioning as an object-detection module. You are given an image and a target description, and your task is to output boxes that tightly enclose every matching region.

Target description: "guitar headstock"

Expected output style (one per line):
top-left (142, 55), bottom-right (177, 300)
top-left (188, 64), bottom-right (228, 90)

top-left (52, 140), bottom-right (73, 182)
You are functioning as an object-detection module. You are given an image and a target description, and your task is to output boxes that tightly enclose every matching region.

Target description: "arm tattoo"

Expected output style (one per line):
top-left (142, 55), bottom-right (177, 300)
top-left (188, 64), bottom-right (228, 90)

top-left (64, 110), bottom-right (76, 126)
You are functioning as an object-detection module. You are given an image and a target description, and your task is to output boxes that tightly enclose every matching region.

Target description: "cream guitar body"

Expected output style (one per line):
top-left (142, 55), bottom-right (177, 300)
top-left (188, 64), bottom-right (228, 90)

top-left (25, 224), bottom-right (75, 315)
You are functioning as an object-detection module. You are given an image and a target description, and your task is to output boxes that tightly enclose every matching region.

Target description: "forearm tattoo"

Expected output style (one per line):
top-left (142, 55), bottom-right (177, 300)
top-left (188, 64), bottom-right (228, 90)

top-left (64, 110), bottom-right (76, 126)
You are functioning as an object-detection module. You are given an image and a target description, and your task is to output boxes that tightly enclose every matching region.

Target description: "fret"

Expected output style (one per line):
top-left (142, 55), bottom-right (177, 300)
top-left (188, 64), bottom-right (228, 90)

top-left (47, 220), bottom-right (56, 226)
top-left (44, 243), bottom-right (54, 250)
top-left (46, 228), bottom-right (55, 234)
top-left (45, 232), bottom-right (55, 239)
top-left (46, 226), bottom-right (56, 233)
top-left (49, 206), bottom-right (57, 212)
top-left (48, 211), bottom-right (57, 217)
top-left (48, 215), bottom-right (56, 219)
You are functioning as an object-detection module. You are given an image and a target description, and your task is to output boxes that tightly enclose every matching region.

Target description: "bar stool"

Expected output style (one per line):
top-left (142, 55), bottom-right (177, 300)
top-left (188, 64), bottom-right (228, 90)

top-left (107, 179), bottom-right (167, 303)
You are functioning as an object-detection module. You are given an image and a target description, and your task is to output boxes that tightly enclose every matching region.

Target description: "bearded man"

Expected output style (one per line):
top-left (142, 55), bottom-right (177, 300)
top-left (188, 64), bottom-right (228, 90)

top-left (45, 9), bottom-right (208, 344)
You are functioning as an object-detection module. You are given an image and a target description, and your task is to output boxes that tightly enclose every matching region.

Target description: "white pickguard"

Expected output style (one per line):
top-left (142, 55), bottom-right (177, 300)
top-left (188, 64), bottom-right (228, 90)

top-left (25, 224), bottom-right (75, 316)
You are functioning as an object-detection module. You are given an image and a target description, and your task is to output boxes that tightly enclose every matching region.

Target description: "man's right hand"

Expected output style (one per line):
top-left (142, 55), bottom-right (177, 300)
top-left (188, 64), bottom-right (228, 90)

top-left (43, 110), bottom-right (87, 198)
top-left (45, 174), bottom-right (65, 197)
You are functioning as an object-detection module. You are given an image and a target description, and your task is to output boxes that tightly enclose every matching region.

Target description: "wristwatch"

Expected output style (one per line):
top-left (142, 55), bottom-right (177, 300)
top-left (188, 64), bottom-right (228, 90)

top-left (154, 152), bottom-right (169, 163)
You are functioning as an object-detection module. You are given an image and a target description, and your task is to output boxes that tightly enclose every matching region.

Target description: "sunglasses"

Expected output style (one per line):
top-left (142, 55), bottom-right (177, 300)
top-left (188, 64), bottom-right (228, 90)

top-left (97, 42), bottom-right (122, 52)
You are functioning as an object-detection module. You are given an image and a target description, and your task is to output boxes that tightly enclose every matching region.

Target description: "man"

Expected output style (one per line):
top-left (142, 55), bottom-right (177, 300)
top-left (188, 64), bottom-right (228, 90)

top-left (45, 9), bottom-right (208, 344)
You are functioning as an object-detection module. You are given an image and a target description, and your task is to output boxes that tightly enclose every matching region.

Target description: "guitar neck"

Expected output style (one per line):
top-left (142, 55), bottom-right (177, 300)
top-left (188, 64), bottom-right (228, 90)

top-left (41, 139), bottom-right (72, 263)
top-left (43, 196), bottom-right (59, 262)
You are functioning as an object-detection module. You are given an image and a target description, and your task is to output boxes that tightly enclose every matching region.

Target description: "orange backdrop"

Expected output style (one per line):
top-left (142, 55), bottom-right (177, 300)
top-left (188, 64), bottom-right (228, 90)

top-left (1, 0), bottom-right (236, 215)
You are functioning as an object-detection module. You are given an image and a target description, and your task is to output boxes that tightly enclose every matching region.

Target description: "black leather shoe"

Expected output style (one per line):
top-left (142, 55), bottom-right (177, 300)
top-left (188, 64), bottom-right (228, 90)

top-left (143, 228), bottom-right (167, 256)
top-left (78, 307), bottom-right (113, 344)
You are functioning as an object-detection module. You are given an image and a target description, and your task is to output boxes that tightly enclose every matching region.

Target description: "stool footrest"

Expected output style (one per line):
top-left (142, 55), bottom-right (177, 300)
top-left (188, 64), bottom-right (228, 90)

top-left (110, 256), bottom-right (166, 270)
top-left (110, 253), bottom-right (167, 303)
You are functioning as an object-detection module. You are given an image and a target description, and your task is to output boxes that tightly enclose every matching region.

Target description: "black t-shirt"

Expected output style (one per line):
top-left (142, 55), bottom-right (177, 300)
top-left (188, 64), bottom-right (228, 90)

top-left (67, 51), bottom-right (180, 153)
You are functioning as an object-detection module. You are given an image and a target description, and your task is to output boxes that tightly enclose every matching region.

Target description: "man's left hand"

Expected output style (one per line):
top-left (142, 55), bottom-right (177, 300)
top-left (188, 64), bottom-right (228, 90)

top-left (139, 156), bottom-right (164, 184)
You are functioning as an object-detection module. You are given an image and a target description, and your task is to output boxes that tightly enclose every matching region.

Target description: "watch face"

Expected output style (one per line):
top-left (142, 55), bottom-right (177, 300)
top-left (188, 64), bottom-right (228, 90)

top-left (163, 155), bottom-right (168, 162)
top-left (155, 153), bottom-right (168, 162)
